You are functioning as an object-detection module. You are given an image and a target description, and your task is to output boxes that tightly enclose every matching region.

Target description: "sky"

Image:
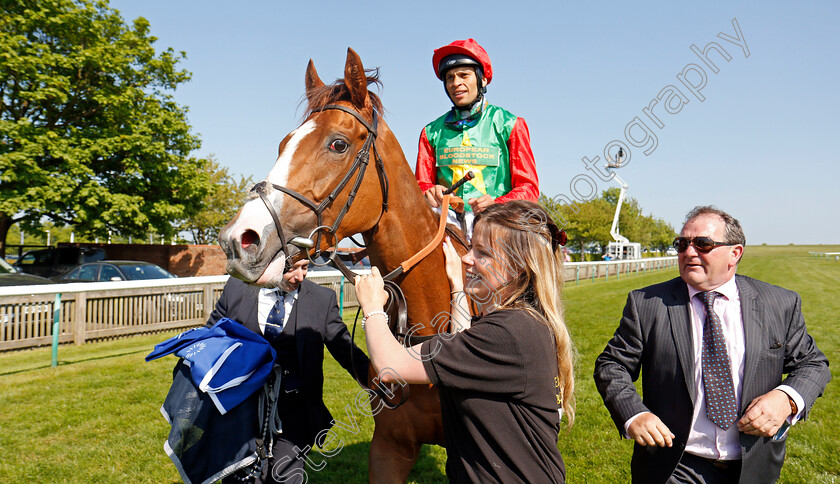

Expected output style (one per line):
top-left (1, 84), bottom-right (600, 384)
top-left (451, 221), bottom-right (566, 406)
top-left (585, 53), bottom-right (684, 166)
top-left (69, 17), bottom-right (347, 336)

top-left (108, 0), bottom-right (840, 245)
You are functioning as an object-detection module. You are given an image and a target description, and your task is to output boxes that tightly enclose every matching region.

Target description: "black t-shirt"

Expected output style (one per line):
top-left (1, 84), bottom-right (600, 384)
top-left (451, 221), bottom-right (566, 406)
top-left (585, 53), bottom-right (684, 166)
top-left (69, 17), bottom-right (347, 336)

top-left (421, 309), bottom-right (566, 483)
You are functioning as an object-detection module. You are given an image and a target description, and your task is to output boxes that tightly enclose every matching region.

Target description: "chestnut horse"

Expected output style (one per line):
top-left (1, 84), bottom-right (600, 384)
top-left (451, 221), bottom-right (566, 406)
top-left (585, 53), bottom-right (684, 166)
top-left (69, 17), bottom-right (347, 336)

top-left (218, 48), bottom-right (457, 482)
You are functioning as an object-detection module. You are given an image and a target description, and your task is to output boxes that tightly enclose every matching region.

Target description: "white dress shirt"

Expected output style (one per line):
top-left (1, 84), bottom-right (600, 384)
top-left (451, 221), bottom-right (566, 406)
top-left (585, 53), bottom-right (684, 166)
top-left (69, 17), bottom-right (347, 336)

top-left (684, 276), bottom-right (804, 459)
top-left (257, 287), bottom-right (298, 335)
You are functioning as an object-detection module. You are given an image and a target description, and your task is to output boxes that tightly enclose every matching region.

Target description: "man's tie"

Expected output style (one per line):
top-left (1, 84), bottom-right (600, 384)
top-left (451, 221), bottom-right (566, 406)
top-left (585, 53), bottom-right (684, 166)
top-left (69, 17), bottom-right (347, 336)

top-left (264, 291), bottom-right (285, 344)
top-left (700, 291), bottom-right (739, 429)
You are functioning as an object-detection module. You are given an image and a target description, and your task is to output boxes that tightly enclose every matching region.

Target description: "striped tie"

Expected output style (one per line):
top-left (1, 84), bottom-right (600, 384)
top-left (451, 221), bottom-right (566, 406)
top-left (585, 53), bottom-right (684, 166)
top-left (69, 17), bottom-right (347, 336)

top-left (700, 291), bottom-right (739, 429)
top-left (264, 291), bottom-right (285, 344)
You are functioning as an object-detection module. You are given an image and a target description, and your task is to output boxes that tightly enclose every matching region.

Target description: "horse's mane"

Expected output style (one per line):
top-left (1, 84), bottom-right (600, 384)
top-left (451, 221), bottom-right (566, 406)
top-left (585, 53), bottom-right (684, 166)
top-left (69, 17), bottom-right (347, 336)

top-left (304, 68), bottom-right (384, 117)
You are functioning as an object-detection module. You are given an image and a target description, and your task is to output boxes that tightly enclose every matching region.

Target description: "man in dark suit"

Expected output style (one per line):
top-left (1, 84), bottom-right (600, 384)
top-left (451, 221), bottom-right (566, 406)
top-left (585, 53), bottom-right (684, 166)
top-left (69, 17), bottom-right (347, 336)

top-left (594, 206), bottom-right (830, 483)
top-left (208, 259), bottom-right (370, 483)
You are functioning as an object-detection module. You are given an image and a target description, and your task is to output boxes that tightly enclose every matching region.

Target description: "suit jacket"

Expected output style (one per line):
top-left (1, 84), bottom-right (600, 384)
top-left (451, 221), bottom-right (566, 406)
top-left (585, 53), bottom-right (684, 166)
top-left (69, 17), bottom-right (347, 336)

top-left (594, 275), bottom-right (830, 484)
top-left (207, 277), bottom-right (370, 446)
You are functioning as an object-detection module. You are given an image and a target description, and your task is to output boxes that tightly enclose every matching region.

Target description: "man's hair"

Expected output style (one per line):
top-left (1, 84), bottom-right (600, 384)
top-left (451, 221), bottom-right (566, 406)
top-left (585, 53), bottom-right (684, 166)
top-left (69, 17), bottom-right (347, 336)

top-left (683, 206), bottom-right (746, 246)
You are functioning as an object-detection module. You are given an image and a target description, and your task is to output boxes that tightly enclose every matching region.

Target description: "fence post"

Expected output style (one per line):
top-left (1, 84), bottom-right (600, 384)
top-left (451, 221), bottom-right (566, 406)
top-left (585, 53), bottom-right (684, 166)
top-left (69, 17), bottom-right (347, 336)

top-left (576, 266), bottom-right (580, 286)
top-left (51, 293), bottom-right (61, 368)
top-left (202, 284), bottom-right (214, 322)
top-left (339, 276), bottom-right (345, 314)
top-left (73, 292), bottom-right (87, 346)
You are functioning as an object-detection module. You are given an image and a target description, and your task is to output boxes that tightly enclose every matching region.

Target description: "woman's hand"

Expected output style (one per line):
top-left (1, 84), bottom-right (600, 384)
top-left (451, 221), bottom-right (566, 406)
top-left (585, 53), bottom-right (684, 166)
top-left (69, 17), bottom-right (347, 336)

top-left (443, 236), bottom-right (464, 292)
top-left (354, 266), bottom-right (389, 314)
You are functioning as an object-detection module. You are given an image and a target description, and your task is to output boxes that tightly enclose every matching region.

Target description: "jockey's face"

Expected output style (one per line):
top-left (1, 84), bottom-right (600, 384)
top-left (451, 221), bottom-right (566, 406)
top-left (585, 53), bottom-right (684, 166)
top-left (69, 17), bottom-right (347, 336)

top-left (445, 67), bottom-right (482, 108)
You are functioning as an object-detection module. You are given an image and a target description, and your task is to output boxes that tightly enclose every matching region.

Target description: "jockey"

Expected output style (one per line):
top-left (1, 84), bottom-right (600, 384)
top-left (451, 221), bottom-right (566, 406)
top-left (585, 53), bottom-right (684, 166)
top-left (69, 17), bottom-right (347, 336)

top-left (415, 38), bottom-right (540, 235)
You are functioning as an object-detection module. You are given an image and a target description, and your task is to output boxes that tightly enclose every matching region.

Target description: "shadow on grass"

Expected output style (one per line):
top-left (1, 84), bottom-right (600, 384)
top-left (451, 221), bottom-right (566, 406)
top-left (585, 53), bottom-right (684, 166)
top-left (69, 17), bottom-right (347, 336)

top-left (0, 348), bottom-right (149, 376)
top-left (305, 441), bottom-right (447, 483)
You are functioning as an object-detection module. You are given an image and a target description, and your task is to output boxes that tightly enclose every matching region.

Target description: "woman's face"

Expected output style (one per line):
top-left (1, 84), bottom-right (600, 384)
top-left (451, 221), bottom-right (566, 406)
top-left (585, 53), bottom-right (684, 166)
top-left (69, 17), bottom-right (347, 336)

top-left (462, 227), bottom-right (512, 307)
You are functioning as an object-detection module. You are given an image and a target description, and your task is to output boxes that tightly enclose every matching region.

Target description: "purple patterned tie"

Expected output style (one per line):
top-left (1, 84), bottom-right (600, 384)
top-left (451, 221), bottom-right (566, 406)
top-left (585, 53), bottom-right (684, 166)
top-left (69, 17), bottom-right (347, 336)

top-left (264, 291), bottom-right (285, 344)
top-left (699, 291), bottom-right (739, 429)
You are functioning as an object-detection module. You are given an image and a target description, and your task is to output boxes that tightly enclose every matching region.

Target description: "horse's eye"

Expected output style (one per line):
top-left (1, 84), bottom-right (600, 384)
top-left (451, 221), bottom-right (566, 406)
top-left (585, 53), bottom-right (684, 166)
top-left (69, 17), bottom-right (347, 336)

top-left (329, 139), bottom-right (349, 153)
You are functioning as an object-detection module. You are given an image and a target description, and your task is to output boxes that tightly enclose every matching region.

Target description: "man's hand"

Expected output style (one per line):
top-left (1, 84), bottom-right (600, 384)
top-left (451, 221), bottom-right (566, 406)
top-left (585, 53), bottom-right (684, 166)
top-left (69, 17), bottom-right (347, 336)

top-left (737, 389), bottom-right (792, 437)
top-left (468, 194), bottom-right (495, 214)
top-left (423, 185), bottom-right (447, 208)
top-left (627, 412), bottom-right (675, 447)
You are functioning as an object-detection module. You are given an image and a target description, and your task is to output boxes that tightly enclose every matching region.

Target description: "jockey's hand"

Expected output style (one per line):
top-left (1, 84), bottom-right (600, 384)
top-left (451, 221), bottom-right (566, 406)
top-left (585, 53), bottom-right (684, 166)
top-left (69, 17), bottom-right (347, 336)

top-left (442, 236), bottom-right (463, 292)
top-left (423, 185), bottom-right (447, 208)
top-left (355, 267), bottom-right (389, 314)
top-left (468, 195), bottom-right (495, 214)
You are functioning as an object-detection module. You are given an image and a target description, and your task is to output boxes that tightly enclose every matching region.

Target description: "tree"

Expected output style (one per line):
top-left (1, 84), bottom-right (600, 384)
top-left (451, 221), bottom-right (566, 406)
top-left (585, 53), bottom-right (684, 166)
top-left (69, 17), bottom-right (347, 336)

top-left (179, 157), bottom-right (253, 245)
top-left (541, 194), bottom-right (612, 260)
top-left (0, 0), bottom-right (210, 257)
top-left (541, 189), bottom-right (676, 259)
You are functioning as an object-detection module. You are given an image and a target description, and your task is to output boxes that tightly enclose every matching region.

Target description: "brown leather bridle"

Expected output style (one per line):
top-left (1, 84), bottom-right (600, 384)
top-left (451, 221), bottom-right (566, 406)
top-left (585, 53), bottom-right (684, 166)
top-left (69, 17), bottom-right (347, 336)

top-left (250, 103), bottom-right (389, 274)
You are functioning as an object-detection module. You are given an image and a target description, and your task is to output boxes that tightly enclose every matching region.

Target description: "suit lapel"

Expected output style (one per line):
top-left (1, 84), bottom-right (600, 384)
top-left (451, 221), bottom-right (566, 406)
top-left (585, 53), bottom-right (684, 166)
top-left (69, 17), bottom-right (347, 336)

top-left (669, 280), bottom-right (696, 405)
top-left (292, 280), bottom-right (310, 372)
top-left (737, 275), bottom-right (762, 409)
top-left (238, 283), bottom-right (260, 334)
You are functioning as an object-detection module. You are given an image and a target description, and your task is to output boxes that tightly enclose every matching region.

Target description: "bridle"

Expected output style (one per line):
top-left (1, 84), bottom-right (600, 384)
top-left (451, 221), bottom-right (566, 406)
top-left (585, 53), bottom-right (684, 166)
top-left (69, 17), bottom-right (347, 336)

top-left (251, 103), bottom-right (415, 408)
top-left (250, 103), bottom-right (472, 409)
top-left (250, 103), bottom-right (389, 273)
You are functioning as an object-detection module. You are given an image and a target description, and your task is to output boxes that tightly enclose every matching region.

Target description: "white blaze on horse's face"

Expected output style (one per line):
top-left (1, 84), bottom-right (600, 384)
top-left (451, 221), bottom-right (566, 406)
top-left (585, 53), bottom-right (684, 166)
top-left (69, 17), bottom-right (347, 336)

top-left (267, 119), bottom-right (317, 189)
top-left (218, 119), bottom-right (319, 285)
top-left (251, 120), bottom-right (319, 285)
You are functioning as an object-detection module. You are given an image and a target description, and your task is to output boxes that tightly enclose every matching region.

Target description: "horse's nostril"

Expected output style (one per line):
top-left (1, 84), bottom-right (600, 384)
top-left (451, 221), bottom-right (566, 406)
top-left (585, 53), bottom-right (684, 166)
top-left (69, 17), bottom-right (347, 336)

top-left (241, 229), bottom-right (259, 249)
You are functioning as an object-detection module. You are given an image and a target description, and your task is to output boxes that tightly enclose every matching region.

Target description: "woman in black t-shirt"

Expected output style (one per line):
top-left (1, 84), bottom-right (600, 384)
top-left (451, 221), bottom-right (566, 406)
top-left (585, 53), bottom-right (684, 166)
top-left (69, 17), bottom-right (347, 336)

top-left (356, 200), bottom-right (575, 483)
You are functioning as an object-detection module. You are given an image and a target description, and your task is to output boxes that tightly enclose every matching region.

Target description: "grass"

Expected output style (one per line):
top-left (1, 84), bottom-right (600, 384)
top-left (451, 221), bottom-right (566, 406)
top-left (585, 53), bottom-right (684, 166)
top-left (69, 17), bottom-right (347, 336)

top-left (0, 245), bottom-right (837, 483)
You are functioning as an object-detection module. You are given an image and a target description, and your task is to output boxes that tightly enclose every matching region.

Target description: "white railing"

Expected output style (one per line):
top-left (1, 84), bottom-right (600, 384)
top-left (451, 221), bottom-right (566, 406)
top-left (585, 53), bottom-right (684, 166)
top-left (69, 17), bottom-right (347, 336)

top-left (809, 251), bottom-right (840, 260)
top-left (563, 256), bottom-right (678, 284)
top-left (0, 258), bottom-right (676, 351)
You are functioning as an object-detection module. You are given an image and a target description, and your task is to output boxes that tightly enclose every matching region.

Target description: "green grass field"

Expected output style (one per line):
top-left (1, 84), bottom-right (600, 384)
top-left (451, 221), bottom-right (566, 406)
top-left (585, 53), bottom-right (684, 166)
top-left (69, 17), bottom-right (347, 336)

top-left (1, 245), bottom-right (837, 483)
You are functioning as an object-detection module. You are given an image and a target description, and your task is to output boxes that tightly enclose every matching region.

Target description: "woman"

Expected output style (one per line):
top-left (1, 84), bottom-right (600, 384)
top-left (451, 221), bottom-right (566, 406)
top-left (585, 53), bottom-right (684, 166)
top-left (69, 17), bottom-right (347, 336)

top-left (355, 200), bottom-right (574, 483)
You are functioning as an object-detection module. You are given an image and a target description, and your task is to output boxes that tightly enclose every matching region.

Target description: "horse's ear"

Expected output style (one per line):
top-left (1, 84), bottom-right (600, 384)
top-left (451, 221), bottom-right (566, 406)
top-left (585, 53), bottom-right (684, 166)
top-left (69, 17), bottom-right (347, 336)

top-left (344, 47), bottom-right (370, 110)
top-left (305, 59), bottom-right (325, 102)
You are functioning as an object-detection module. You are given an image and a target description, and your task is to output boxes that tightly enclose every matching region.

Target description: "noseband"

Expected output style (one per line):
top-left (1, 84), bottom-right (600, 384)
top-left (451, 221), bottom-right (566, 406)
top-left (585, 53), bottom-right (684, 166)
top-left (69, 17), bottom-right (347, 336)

top-left (250, 104), bottom-right (389, 270)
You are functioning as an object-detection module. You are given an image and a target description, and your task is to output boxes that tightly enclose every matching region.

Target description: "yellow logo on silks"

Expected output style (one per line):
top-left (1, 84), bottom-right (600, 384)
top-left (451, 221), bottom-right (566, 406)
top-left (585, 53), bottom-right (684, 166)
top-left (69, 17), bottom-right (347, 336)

top-left (435, 131), bottom-right (498, 195)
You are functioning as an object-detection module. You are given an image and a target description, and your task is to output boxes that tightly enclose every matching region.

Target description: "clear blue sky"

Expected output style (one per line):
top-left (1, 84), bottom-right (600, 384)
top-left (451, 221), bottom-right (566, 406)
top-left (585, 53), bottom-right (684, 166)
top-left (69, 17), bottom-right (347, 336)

top-left (109, 0), bottom-right (839, 245)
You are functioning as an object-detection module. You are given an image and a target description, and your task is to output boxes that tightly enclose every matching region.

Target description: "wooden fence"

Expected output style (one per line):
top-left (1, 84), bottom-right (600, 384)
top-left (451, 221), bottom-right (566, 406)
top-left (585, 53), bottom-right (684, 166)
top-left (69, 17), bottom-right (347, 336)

top-left (0, 257), bottom-right (676, 351)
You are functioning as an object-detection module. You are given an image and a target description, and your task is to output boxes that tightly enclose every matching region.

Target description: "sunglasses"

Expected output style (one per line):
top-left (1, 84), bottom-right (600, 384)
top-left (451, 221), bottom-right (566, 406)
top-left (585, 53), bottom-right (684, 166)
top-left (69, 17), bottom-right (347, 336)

top-left (672, 236), bottom-right (734, 253)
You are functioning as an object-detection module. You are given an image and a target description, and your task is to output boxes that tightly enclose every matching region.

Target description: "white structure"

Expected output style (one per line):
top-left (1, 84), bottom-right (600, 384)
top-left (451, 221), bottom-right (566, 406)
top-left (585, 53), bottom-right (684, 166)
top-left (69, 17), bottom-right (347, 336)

top-left (605, 152), bottom-right (641, 260)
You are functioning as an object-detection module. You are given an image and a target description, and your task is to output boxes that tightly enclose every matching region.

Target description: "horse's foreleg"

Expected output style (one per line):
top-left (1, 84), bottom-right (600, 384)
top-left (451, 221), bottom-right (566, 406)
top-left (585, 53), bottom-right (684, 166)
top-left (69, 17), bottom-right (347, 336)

top-left (368, 425), bottom-right (421, 484)
top-left (367, 385), bottom-right (444, 483)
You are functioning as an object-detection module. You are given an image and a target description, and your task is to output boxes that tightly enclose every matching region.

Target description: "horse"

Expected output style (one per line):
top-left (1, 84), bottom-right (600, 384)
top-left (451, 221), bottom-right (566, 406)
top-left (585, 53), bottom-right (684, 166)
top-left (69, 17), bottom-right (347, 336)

top-left (218, 48), bottom-right (460, 483)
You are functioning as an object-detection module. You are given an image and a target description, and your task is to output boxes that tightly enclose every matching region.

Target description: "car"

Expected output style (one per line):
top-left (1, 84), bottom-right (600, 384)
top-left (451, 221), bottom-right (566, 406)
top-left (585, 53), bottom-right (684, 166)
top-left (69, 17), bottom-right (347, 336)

top-left (665, 247), bottom-right (679, 256)
top-left (0, 258), bottom-right (54, 286)
top-left (54, 261), bottom-right (176, 283)
top-left (14, 246), bottom-right (106, 278)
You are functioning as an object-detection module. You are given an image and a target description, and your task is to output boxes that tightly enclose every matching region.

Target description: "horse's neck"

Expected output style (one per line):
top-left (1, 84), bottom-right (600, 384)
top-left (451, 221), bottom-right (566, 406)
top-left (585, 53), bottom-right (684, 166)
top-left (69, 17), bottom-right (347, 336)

top-left (366, 158), bottom-right (440, 267)
top-left (363, 132), bottom-right (452, 332)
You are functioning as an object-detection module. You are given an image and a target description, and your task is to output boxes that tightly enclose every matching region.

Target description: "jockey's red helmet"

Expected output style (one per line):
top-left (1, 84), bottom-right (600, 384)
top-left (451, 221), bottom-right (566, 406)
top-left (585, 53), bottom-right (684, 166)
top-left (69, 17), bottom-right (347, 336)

top-left (432, 38), bottom-right (493, 85)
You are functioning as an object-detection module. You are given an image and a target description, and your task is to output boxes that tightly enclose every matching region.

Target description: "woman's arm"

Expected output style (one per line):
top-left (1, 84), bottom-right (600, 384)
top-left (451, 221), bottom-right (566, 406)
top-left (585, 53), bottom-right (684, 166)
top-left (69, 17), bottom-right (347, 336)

top-left (443, 237), bottom-right (472, 331)
top-left (355, 267), bottom-right (431, 384)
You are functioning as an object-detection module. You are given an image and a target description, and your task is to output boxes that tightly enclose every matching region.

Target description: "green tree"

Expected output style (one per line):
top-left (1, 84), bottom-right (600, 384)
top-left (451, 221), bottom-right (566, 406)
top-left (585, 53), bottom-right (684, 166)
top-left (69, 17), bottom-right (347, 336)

top-left (179, 157), bottom-right (253, 245)
top-left (0, 0), bottom-right (209, 257)
top-left (541, 189), bottom-right (676, 259)
top-left (541, 194), bottom-right (612, 260)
